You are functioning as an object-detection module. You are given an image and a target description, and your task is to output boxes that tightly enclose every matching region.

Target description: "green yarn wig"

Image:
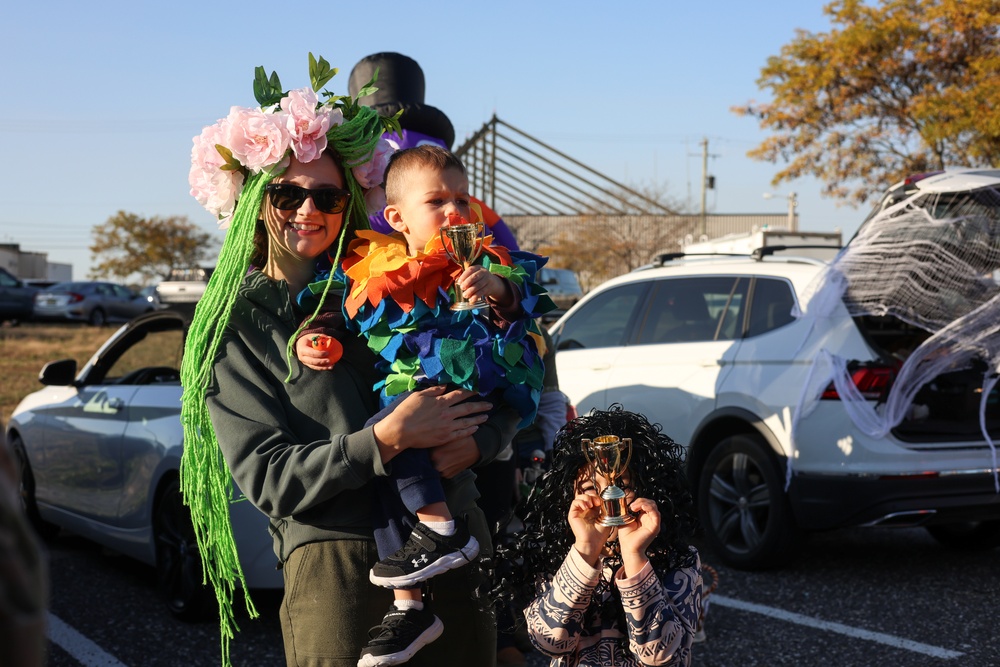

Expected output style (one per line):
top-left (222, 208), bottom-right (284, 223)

top-left (179, 54), bottom-right (399, 665)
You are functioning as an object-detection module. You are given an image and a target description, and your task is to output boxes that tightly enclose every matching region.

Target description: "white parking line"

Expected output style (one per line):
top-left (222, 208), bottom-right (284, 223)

top-left (711, 595), bottom-right (964, 660)
top-left (47, 613), bottom-right (129, 667)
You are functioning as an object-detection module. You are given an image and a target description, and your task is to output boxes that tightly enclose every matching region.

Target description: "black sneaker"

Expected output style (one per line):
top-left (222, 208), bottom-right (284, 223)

top-left (357, 606), bottom-right (443, 667)
top-left (369, 519), bottom-right (480, 588)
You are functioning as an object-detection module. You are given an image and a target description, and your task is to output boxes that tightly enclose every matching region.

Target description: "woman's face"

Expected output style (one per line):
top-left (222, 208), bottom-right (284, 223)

top-left (263, 154), bottom-right (347, 269)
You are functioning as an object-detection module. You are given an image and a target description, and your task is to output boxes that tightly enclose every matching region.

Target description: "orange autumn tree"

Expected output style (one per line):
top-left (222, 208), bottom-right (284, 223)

top-left (734, 0), bottom-right (1000, 206)
top-left (90, 211), bottom-right (217, 285)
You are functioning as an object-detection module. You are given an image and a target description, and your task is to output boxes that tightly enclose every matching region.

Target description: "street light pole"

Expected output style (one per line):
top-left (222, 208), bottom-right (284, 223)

top-left (700, 137), bottom-right (708, 238)
top-left (762, 191), bottom-right (798, 231)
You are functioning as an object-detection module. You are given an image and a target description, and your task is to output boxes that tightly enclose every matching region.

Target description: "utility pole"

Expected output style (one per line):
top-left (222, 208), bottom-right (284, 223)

top-left (700, 137), bottom-right (708, 238)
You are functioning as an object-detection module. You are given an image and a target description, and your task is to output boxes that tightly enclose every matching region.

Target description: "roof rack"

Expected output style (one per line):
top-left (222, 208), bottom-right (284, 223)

top-left (650, 252), bottom-right (745, 267)
top-left (749, 245), bottom-right (843, 261)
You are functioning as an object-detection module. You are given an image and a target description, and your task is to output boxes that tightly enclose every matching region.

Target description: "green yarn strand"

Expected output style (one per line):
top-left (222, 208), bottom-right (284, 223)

top-left (179, 171), bottom-right (271, 666)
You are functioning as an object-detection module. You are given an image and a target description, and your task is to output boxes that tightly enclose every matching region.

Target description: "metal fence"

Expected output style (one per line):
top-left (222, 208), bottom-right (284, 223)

top-left (505, 214), bottom-right (793, 290)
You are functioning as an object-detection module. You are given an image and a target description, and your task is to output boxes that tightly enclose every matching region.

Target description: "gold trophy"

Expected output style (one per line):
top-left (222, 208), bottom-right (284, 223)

top-left (440, 220), bottom-right (488, 310)
top-left (581, 435), bottom-right (635, 526)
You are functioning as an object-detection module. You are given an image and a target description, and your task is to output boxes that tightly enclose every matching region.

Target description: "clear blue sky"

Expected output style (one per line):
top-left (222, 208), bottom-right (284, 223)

top-left (2, 0), bottom-right (868, 281)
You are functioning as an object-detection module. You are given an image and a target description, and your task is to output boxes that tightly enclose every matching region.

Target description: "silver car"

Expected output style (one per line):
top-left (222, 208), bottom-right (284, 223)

top-left (6, 310), bottom-right (281, 618)
top-left (33, 281), bottom-right (156, 326)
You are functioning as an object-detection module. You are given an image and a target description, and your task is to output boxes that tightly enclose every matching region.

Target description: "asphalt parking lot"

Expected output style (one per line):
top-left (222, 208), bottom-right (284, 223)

top-left (39, 522), bottom-right (1000, 666)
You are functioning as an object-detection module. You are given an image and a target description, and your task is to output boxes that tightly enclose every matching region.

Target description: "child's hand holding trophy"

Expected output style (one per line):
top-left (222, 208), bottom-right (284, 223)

top-left (440, 213), bottom-right (488, 311)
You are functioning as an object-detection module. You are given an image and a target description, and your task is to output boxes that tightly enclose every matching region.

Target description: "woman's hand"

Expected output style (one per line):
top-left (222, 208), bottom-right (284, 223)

top-left (569, 492), bottom-right (613, 567)
top-left (458, 266), bottom-right (512, 307)
top-left (372, 386), bottom-right (491, 463)
top-left (616, 497), bottom-right (661, 577)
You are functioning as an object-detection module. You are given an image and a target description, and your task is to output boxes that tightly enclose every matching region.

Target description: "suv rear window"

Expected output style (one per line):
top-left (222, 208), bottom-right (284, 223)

top-left (746, 278), bottom-right (797, 337)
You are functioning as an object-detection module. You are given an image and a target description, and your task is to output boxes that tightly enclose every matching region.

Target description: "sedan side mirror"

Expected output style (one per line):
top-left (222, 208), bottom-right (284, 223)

top-left (39, 359), bottom-right (78, 386)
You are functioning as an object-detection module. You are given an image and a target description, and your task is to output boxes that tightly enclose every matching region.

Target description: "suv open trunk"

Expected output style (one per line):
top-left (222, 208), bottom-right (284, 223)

top-left (855, 314), bottom-right (1000, 443)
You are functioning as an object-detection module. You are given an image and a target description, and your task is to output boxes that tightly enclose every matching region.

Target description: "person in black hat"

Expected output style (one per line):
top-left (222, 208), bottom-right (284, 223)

top-left (348, 52), bottom-right (520, 252)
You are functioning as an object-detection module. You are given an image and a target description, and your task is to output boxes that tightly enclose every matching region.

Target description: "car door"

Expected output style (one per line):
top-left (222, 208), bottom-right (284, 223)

top-left (111, 283), bottom-right (145, 319)
top-left (39, 318), bottom-right (184, 525)
top-left (40, 378), bottom-right (138, 522)
top-left (602, 276), bottom-right (747, 445)
top-left (551, 281), bottom-right (650, 415)
top-left (99, 283), bottom-right (126, 320)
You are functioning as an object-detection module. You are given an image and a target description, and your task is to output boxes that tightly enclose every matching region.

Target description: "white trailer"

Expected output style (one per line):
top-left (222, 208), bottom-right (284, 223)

top-left (682, 228), bottom-right (842, 261)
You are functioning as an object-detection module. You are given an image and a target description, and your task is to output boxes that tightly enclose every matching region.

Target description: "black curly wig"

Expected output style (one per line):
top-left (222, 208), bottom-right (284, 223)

top-left (491, 404), bottom-right (698, 621)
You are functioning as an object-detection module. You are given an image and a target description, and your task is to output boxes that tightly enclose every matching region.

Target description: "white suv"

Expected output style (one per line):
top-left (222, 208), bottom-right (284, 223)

top-left (549, 169), bottom-right (1000, 569)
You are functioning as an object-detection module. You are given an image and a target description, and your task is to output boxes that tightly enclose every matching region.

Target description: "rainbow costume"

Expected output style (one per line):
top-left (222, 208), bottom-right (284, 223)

top-left (313, 228), bottom-right (555, 427)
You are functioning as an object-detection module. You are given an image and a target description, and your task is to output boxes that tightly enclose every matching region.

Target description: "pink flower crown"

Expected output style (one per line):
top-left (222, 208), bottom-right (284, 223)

top-left (188, 54), bottom-right (399, 229)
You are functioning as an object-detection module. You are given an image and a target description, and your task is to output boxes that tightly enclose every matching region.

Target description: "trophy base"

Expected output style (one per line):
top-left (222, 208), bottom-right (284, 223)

top-left (450, 300), bottom-right (488, 311)
top-left (599, 513), bottom-right (636, 527)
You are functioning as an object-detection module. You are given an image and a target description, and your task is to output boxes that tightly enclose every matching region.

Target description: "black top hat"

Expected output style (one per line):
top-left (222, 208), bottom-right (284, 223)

top-left (348, 52), bottom-right (456, 149)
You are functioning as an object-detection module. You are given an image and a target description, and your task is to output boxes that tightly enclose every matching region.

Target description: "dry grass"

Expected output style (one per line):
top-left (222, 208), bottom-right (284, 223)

top-left (0, 323), bottom-right (114, 425)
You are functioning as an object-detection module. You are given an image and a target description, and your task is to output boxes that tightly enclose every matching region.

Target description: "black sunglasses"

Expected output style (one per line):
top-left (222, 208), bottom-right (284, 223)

top-left (266, 183), bottom-right (351, 214)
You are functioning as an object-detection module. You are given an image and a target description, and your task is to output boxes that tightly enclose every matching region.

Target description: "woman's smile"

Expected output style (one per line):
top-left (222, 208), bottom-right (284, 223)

top-left (289, 221), bottom-right (324, 233)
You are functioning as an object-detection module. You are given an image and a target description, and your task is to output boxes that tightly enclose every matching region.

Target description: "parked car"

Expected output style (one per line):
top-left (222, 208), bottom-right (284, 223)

top-left (0, 266), bottom-right (38, 325)
top-left (155, 266), bottom-right (214, 320)
top-left (139, 285), bottom-right (167, 310)
top-left (538, 267), bottom-right (584, 312)
top-left (6, 310), bottom-right (281, 618)
top-left (550, 170), bottom-right (1000, 569)
top-left (32, 281), bottom-right (155, 326)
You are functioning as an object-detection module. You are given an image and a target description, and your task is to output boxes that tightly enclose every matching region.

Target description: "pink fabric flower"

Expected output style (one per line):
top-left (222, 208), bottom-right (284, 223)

top-left (364, 185), bottom-right (387, 216)
top-left (189, 119), bottom-right (244, 222)
top-left (353, 136), bottom-right (395, 189)
top-left (281, 88), bottom-right (333, 163)
top-left (225, 106), bottom-right (290, 172)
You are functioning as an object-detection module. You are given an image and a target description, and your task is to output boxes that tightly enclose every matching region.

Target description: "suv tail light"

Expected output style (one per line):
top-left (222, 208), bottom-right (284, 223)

top-left (821, 364), bottom-right (897, 400)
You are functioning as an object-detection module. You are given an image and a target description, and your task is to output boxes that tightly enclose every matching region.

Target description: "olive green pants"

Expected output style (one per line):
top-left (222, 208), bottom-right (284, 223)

top-left (279, 508), bottom-right (496, 667)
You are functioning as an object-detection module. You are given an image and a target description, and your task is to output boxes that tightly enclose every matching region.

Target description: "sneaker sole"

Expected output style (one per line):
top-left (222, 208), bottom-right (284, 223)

top-left (357, 615), bottom-right (444, 667)
top-left (369, 536), bottom-right (480, 589)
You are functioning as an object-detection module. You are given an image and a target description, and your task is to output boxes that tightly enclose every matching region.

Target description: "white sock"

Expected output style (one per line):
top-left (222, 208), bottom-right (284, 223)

top-left (421, 519), bottom-right (456, 536)
top-left (394, 598), bottom-right (424, 611)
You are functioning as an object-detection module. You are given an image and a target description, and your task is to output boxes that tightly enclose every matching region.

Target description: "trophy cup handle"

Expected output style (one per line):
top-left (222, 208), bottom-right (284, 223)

top-left (581, 438), bottom-right (595, 467)
top-left (470, 221), bottom-right (485, 263)
top-left (620, 437), bottom-right (633, 474)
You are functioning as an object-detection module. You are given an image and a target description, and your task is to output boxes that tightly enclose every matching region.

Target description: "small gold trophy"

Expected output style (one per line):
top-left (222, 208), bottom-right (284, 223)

top-left (440, 220), bottom-right (488, 311)
top-left (581, 435), bottom-right (635, 526)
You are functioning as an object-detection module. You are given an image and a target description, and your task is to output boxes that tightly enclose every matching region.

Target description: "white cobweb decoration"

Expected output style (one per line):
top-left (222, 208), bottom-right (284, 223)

top-left (792, 183), bottom-right (1000, 491)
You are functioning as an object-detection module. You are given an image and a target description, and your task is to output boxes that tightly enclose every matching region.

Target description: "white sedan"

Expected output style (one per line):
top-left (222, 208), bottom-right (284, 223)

top-left (6, 310), bottom-right (281, 619)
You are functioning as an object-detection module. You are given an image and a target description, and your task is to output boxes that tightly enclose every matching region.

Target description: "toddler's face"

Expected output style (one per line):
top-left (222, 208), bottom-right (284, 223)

top-left (390, 166), bottom-right (471, 254)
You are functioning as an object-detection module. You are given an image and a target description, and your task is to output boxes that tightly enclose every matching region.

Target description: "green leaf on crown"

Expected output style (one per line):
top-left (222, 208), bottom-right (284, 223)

top-left (309, 53), bottom-right (338, 93)
top-left (215, 145), bottom-right (243, 172)
top-left (353, 65), bottom-right (380, 101)
top-left (253, 66), bottom-right (284, 107)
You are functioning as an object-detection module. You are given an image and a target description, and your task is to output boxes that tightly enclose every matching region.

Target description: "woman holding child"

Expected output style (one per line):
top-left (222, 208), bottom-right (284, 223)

top-left (180, 56), bottom-right (519, 667)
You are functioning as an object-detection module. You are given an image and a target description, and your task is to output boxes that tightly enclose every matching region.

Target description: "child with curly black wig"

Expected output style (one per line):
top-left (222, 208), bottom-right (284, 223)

top-left (493, 405), bottom-right (702, 666)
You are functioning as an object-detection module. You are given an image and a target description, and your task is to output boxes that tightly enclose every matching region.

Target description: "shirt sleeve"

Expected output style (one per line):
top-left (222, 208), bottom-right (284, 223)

top-left (524, 547), bottom-right (601, 660)
top-left (615, 552), bottom-right (703, 666)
